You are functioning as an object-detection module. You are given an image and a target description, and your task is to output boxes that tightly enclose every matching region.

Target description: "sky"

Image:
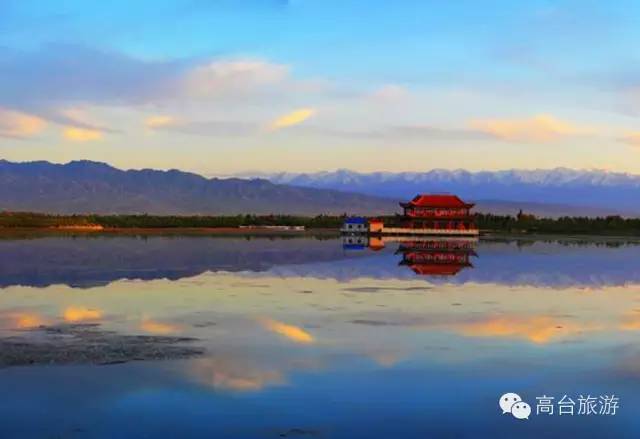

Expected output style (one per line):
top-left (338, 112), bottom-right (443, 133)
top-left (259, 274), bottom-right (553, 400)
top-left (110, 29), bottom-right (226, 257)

top-left (1, 0), bottom-right (640, 175)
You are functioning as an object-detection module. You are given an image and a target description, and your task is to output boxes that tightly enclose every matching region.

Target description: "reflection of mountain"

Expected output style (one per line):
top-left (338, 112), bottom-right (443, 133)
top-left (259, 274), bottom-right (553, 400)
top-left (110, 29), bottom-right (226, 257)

top-left (397, 240), bottom-right (476, 276)
top-left (281, 238), bottom-right (640, 288)
top-left (2, 236), bottom-right (640, 289)
top-left (0, 236), bottom-right (363, 288)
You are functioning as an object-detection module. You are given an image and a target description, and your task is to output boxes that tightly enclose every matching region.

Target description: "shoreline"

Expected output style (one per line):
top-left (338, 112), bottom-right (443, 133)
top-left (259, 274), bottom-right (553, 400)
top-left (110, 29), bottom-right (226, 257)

top-left (0, 227), bottom-right (639, 241)
top-left (0, 226), bottom-right (341, 237)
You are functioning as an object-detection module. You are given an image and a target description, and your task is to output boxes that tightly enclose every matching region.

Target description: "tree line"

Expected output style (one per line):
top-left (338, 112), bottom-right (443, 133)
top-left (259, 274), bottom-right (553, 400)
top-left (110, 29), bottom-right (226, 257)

top-left (1, 211), bottom-right (640, 235)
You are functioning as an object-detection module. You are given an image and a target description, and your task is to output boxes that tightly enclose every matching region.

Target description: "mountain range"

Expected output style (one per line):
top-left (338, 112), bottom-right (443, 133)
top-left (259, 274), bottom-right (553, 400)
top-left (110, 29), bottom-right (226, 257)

top-left (1, 160), bottom-right (639, 217)
top-left (0, 160), bottom-right (396, 215)
top-left (261, 168), bottom-right (640, 216)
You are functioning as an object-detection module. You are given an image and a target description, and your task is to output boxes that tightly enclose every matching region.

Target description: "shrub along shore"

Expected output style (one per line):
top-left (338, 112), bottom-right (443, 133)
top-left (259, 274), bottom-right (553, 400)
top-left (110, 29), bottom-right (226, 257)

top-left (1, 212), bottom-right (640, 236)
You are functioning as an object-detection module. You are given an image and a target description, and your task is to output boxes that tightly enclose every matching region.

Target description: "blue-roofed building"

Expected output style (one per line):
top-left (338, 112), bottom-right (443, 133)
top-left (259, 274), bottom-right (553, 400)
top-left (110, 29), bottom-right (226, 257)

top-left (340, 217), bottom-right (368, 234)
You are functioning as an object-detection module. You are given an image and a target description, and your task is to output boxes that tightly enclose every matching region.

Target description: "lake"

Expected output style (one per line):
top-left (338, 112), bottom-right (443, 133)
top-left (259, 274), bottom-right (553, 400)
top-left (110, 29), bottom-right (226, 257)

top-left (1, 234), bottom-right (639, 438)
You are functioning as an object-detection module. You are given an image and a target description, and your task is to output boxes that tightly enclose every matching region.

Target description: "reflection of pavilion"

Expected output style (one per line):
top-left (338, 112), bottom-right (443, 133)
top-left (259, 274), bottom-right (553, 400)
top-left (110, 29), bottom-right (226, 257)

top-left (396, 239), bottom-right (477, 276)
top-left (342, 236), bottom-right (477, 277)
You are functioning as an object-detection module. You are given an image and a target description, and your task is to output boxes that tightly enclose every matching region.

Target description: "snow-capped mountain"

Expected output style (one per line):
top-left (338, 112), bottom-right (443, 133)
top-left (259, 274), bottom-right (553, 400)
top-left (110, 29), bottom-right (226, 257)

top-left (258, 168), bottom-right (640, 214)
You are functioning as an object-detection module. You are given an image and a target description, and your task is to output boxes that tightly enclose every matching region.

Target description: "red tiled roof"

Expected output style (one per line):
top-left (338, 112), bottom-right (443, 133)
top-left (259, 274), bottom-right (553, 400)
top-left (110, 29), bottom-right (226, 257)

top-left (402, 194), bottom-right (473, 208)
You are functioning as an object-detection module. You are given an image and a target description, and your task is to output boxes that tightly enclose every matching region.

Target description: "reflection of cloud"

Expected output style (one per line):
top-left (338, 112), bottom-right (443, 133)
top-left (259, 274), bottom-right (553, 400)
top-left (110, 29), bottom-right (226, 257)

top-left (368, 351), bottom-right (403, 367)
top-left (63, 306), bottom-right (102, 322)
top-left (262, 318), bottom-right (314, 344)
top-left (0, 108), bottom-right (46, 138)
top-left (140, 318), bottom-right (181, 334)
top-left (619, 314), bottom-right (640, 330)
top-left (9, 312), bottom-right (47, 329)
top-left (191, 357), bottom-right (285, 391)
top-left (453, 316), bottom-right (587, 344)
top-left (471, 114), bottom-right (587, 142)
top-left (63, 126), bottom-right (103, 142)
top-left (270, 108), bottom-right (316, 130)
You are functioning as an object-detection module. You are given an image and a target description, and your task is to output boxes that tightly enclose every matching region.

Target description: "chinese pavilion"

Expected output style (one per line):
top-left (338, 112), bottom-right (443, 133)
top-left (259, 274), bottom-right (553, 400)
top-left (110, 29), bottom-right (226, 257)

top-left (399, 194), bottom-right (476, 233)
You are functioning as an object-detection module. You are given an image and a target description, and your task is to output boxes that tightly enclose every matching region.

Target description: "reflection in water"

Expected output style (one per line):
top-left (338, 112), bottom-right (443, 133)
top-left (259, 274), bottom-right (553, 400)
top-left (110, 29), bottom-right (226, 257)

top-left (261, 318), bottom-right (315, 344)
top-left (6, 312), bottom-right (47, 329)
top-left (2, 234), bottom-right (639, 288)
top-left (452, 315), bottom-right (593, 344)
top-left (140, 318), bottom-right (183, 335)
top-left (619, 314), bottom-right (640, 331)
top-left (63, 306), bottom-right (103, 323)
top-left (2, 235), bottom-right (640, 437)
top-left (344, 236), bottom-right (477, 277)
top-left (191, 357), bottom-right (286, 391)
top-left (396, 239), bottom-right (476, 276)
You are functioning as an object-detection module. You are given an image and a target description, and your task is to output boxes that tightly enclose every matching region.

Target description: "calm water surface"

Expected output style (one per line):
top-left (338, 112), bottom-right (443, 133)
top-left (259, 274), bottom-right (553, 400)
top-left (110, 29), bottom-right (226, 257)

top-left (1, 235), bottom-right (640, 438)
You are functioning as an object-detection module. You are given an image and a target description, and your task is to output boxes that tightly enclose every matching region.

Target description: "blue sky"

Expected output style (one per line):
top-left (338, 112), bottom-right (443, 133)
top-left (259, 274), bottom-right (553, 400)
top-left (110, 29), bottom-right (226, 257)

top-left (1, 0), bottom-right (640, 174)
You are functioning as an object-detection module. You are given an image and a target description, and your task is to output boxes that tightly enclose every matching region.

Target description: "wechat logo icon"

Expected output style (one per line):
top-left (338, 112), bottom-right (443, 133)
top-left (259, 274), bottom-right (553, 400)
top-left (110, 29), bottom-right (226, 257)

top-left (500, 392), bottom-right (531, 420)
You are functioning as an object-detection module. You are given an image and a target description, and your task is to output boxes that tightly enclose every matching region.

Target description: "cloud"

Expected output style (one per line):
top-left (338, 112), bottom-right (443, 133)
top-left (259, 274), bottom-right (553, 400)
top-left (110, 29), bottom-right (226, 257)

top-left (0, 108), bottom-right (46, 138)
top-left (63, 306), bottom-right (102, 323)
top-left (0, 44), bottom-right (298, 121)
top-left (262, 318), bottom-right (314, 343)
top-left (186, 59), bottom-right (289, 98)
top-left (63, 126), bottom-right (104, 142)
top-left (299, 124), bottom-right (489, 141)
top-left (470, 114), bottom-right (587, 142)
top-left (387, 125), bottom-right (491, 141)
top-left (269, 108), bottom-right (316, 130)
top-left (0, 44), bottom-right (186, 109)
top-left (145, 115), bottom-right (176, 129)
top-left (619, 132), bottom-right (640, 148)
top-left (370, 84), bottom-right (410, 102)
top-left (145, 115), bottom-right (256, 137)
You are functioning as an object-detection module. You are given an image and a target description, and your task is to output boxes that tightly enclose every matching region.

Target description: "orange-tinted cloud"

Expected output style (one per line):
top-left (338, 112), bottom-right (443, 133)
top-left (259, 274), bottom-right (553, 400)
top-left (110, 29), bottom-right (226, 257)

top-left (140, 318), bottom-right (182, 334)
top-left (471, 114), bottom-right (586, 142)
top-left (620, 132), bottom-right (640, 148)
top-left (0, 108), bottom-right (46, 138)
top-left (63, 306), bottom-right (102, 323)
top-left (269, 108), bottom-right (316, 130)
top-left (145, 115), bottom-right (175, 129)
top-left (262, 318), bottom-right (314, 344)
top-left (63, 126), bottom-right (104, 142)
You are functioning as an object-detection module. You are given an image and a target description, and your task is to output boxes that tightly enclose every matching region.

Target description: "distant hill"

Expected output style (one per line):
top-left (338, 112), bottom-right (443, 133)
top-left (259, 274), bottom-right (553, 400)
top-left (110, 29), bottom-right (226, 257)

top-left (262, 168), bottom-right (640, 216)
top-left (0, 160), bottom-right (397, 215)
top-left (1, 160), bottom-right (636, 217)
top-left (472, 200), bottom-right (634, 218)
